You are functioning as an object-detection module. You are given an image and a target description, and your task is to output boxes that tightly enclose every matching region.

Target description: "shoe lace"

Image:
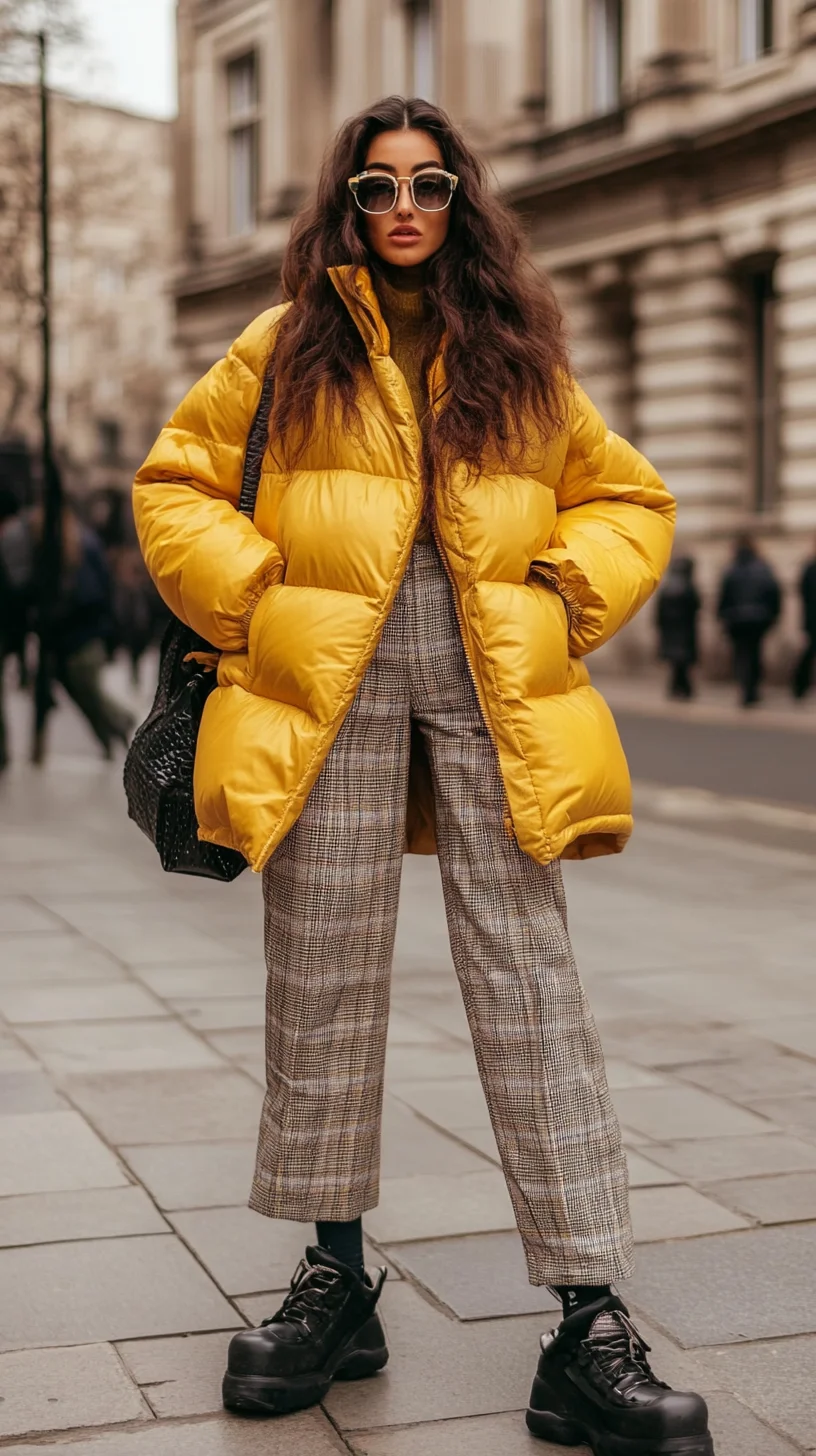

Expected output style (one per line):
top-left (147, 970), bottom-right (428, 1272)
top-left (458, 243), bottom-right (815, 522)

top-left (262, 1259), bottom-right (345, 1333)
top-left (585, 1311), bottom-right (668, 1392)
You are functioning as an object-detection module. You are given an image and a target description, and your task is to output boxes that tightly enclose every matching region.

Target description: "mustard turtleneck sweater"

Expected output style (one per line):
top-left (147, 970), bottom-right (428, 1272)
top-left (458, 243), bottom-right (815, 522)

top-left (375, 270), bottom-right (431, 541)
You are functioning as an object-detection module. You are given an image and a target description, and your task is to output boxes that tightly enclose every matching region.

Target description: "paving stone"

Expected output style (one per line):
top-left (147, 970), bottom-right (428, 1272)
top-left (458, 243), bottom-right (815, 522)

top-left (206, 1027), bottom-right (264, 1061)
top-left (0, 1342), bottom-right (149, 1437)
top-left (385, 1043), bottom-right (479, 1082)
top-left (629, 1184), bottom-right (749, 1242)
top-left (454, 1125), bottom-right (502, 1164)
top-left (0, 982), bottom-right (168, 1024)
top-left (171, 996), bottom-right (266, 1031)
top-left (0, 1110), bottom-right (128, 1196)
top-left (705, 1170), bottom-right (816, 1224)
top-left (644, 1134), bottom-right (816, 1183)
top-left (351, 1411), bottom-right (560, 1455)
top-left (386, 1232), bottom-right (561, 1320)
top-left (0, 934), bottom-right (127, 984)
top-left (621, 969), bottom-right (814, 1023)
top-left (62, 1069), bottom-right (263, 1144)
top-left (0, 1045), bottom-right (38, 1072)
top-left (762, 1016), bottom-right (816, 1059)
top-left (389, 1078), bottom-right (492, 1131)
top-left (595, 1017), bottom-right (767, 1069)
top-left (116, 1331), bottom-right (229, 1417)
top-left (704, 1336), bottom-right (816, 1450)
top-left (0, 1187), bottom-right (168, 1247)
top-left (674, 1048), bottom-right (816, 1101)
top-left (0, 897), bottom-right (64, 933)
top-left (704, 1392), bottom-right (802, 1456)
top-left (612, 1086), bottom-right (773, 1141)
top-left (19, 1018), bottom-right (222, 1074)
top-left (0, 1412), bottom-right (345, 1454)
top-left (0, 1070), bottom-right (66, 1112)
top-left (750, 1095), bottom-right (816, 1135)
top-left (0, 1234), bottom-right (239, 1351)
top-left (386, 1010), bottom-right (450, 1046)
top-left (122, 1141), bottom-right (257, 1210)
top-left (365, 1169), bottom-right (516, 1243)
top-left (326, 1281), bottom-right (542, 1429)
top-left (397, 997), bottom-right (472, 1043)
top-left (133, 963), bottom-right (265, 998)
top-left (625, 1150), bottom-right (682, 1187)
top-left (380, 1098), bottom-right (491, 1179)
top-left (626, 1224), bottom-right (816, 1346)
top-left (169, 1206), bottom-right (312, 1295)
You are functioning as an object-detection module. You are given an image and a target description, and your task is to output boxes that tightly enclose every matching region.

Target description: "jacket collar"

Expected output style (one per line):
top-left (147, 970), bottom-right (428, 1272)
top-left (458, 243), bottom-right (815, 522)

top-left (328, 265), bottom-right (389, 357)
top-left (328, 263), bottom-right (449, 407)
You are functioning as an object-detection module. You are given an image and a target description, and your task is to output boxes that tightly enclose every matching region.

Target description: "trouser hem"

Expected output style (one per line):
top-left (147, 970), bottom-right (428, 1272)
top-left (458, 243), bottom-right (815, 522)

top-left (248, 1184), bottom-right (380, 1224)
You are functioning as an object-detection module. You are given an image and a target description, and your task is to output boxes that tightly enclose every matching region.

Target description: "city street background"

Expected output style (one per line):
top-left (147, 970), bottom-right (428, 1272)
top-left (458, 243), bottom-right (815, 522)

top-left (0, 671), bottom-right (815, 1454)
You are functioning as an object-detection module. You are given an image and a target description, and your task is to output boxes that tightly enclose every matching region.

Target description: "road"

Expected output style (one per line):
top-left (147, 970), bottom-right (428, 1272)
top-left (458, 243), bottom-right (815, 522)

top-left (0, 675), bottom-right (814, 1453)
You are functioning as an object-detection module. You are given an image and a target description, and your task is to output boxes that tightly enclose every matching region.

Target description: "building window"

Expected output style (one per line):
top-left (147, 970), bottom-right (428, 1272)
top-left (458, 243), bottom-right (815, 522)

top-left (407, 0), bottom-right (436, 100)
top-left (738, 0), bottom-right (774, 63)
top-left (742, 261), bottom-right (778, 514)
top-left (226, 51), bottom-right (259, 236)
top-left (588, 0), bottom-right (623, 114)
top-left (97, 419), bottom-right (121, 464)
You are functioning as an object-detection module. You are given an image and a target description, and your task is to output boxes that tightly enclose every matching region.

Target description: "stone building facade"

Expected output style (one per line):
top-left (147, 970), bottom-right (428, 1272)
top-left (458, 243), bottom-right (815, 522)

top-left (174, 0), bottom-right (816, 668)
top-left (0, 87), bottom-right (176, 501)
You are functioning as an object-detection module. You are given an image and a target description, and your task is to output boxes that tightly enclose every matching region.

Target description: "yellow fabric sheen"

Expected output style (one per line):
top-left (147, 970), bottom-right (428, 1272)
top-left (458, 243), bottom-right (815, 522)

top-left (133, 265), bottom-right (676, 872)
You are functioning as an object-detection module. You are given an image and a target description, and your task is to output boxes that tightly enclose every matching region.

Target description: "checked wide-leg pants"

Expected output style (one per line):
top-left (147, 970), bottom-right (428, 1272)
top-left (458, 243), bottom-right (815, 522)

top-left (250, 542), bottom-right (634, 1285)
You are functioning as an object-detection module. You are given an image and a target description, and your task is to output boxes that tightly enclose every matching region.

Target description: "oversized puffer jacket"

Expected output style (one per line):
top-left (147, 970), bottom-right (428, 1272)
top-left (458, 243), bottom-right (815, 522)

top-left (133, 265), bottom-right (675, 871)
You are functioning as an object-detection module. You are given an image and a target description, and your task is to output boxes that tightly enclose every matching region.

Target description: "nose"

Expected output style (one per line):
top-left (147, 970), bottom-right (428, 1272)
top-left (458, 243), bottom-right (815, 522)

top-left (395, 179), bottom-right (414, 218)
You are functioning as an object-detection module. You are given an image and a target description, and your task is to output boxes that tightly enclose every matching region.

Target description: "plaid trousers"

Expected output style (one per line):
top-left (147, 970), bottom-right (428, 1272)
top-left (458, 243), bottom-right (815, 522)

top-left (250, 542), bottom-right (634, 1284)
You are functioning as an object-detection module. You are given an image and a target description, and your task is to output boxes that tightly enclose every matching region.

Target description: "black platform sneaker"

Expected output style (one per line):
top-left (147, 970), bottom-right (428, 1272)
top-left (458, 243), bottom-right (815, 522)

top-left (222, 1246), bottom-right (388, 1417)
top-left (526, 1293), bottom-right (714, 1455)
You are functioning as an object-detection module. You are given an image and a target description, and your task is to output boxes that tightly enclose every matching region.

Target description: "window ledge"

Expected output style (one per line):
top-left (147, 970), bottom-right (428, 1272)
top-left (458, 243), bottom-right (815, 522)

top-left (719, 51), bottom-right (792, 92)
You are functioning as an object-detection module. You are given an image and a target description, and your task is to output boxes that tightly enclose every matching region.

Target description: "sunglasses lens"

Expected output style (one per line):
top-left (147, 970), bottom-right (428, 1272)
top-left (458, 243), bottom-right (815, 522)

top-left (356, 177), bottom-right (397, 213)
top-left (412, 173), bottom-right (453, 210)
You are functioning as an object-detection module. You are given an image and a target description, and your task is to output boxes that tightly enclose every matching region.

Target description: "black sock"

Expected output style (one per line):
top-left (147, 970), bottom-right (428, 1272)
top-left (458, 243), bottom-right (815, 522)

top-left (315, 1218), bottom-right (365, 1278)
top-left (553, 1284), bottom-right (612, 1319)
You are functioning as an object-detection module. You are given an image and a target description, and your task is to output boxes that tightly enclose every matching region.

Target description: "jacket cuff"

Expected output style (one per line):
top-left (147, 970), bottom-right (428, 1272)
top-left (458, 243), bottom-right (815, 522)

top-left (239, 553), bottom-right (284, 641)
top-left (529, 550), bottom-right (607, 653)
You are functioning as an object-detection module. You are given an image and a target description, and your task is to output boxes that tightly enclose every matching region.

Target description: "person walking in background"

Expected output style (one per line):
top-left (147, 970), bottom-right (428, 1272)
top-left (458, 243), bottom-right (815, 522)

top-left (656, 555), bottom-right (701, 700)
top-left (0, 487), bottom-right (34, 769)
top-left (717, 537), bottom-right (781, 707)
top-left (793, 539), bottom-right (816, 699)
top-left (37, 504), bottom-right (134, 758)
top-left (133, 97), bottom-right (713, 1456)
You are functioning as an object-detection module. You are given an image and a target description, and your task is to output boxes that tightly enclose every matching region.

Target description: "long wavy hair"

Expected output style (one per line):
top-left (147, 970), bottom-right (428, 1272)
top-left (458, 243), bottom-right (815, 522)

top-left (270, 96), bottom-right (570, 481)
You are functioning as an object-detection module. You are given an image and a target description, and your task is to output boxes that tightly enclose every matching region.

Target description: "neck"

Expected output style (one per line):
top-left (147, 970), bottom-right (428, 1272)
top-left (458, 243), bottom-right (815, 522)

top-left (377, 259), bottom-right (429, 293)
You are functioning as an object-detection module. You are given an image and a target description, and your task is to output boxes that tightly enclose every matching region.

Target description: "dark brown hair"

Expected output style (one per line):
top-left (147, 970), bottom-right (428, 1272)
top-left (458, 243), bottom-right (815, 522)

top-left (270, 96), bottom-right (570, 479)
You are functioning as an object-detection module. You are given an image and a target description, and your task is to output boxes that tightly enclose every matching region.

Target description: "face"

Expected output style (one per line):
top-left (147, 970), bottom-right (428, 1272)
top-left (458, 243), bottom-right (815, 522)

top-left (357, 129), bottom-right (452, 269)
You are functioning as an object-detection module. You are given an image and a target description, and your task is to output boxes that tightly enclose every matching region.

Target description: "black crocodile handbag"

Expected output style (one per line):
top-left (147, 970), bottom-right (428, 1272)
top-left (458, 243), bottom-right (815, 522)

top-left (123, 363), bottom-right (276, 880)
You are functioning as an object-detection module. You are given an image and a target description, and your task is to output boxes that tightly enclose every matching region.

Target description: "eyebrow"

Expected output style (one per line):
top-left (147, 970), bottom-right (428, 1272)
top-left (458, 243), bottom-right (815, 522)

top-left (364, 160), bottom-right (443, 175)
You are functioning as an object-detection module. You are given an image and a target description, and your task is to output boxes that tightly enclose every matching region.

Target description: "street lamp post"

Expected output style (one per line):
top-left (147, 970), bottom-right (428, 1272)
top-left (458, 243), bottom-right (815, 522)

top-left (32, 28), bottom-right (63, 764)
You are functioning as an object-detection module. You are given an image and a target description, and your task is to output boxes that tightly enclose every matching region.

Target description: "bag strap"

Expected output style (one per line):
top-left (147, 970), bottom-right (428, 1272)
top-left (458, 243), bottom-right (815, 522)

top-left (237, 356), bottom-right (277, 520)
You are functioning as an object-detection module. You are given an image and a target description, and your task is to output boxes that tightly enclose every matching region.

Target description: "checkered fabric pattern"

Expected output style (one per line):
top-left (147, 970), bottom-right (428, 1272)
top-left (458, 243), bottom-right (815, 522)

top-left (250, 542), bottom-right (634, 1285)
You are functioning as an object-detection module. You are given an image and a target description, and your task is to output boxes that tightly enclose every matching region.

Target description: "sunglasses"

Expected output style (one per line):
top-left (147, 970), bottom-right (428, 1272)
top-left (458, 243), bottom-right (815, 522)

top-left (348, 169), bottom-right (459, 215)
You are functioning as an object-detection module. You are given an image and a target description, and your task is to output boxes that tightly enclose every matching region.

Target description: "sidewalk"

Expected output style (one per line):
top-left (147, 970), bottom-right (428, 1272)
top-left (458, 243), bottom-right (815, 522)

top-left (599, 668), bottom-right (816, 734)
top-left (0, 699), bottom-right (815, 1452)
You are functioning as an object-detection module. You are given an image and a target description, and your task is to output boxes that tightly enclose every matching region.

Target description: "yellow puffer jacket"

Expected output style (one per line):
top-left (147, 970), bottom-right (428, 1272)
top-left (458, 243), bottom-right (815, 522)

top-left (133, 265), bottom-right (675, 872)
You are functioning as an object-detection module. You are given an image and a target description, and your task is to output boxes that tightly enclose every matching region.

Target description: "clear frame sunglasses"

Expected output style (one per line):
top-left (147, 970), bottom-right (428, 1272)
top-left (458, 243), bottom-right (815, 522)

top-left (348, 169), bottom-right (459, 215)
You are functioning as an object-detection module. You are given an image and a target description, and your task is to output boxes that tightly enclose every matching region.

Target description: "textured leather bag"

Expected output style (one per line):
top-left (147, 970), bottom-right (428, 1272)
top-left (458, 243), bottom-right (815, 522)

top-left (124, 362), bottom-right (276, 880)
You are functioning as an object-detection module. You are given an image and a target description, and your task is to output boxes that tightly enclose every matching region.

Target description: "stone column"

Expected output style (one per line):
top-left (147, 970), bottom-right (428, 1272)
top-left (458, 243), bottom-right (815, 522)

top-left (630, 239), bottom-right (747, 538)
top-left (776, 206), bottom-right (816, 532)
top-left (553, 264), bottom-right (635, 442)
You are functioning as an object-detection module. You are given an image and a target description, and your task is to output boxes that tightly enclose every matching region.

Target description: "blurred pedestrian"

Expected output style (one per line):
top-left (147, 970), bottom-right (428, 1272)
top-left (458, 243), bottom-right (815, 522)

top-left (112, 545), bottom-right (164, 686)
top-left (133, 98), bottom-right (710, 1453)
top-left (792, 539), bottom-right (816, 699)
top-left (656, 555), bottom-right (700, 699)
top-left (717, 537), bottom-right (781, 706)
top-left (34, 504), bottom-right (134, 757)
top-left (0, 487), bottom-right (35, 769)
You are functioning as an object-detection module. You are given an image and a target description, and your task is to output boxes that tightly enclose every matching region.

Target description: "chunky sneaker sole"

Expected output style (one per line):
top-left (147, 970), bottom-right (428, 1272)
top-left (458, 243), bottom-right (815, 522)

top-left (222, 1317), bottom-right (389, 1417)
top-left (526, 1404), bottom-right (714, 1455)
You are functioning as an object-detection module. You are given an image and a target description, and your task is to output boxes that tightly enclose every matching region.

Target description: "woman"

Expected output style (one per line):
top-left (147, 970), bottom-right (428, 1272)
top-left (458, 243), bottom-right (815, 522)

top-left (134, 99), bottom-right (712, 1456)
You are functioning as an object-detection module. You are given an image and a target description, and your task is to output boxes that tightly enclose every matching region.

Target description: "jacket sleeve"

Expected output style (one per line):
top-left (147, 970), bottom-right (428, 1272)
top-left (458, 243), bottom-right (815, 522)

top-left (132, 307), bottom-right (286, 652)
top-left (532, 384), bottom-right (676, 656)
